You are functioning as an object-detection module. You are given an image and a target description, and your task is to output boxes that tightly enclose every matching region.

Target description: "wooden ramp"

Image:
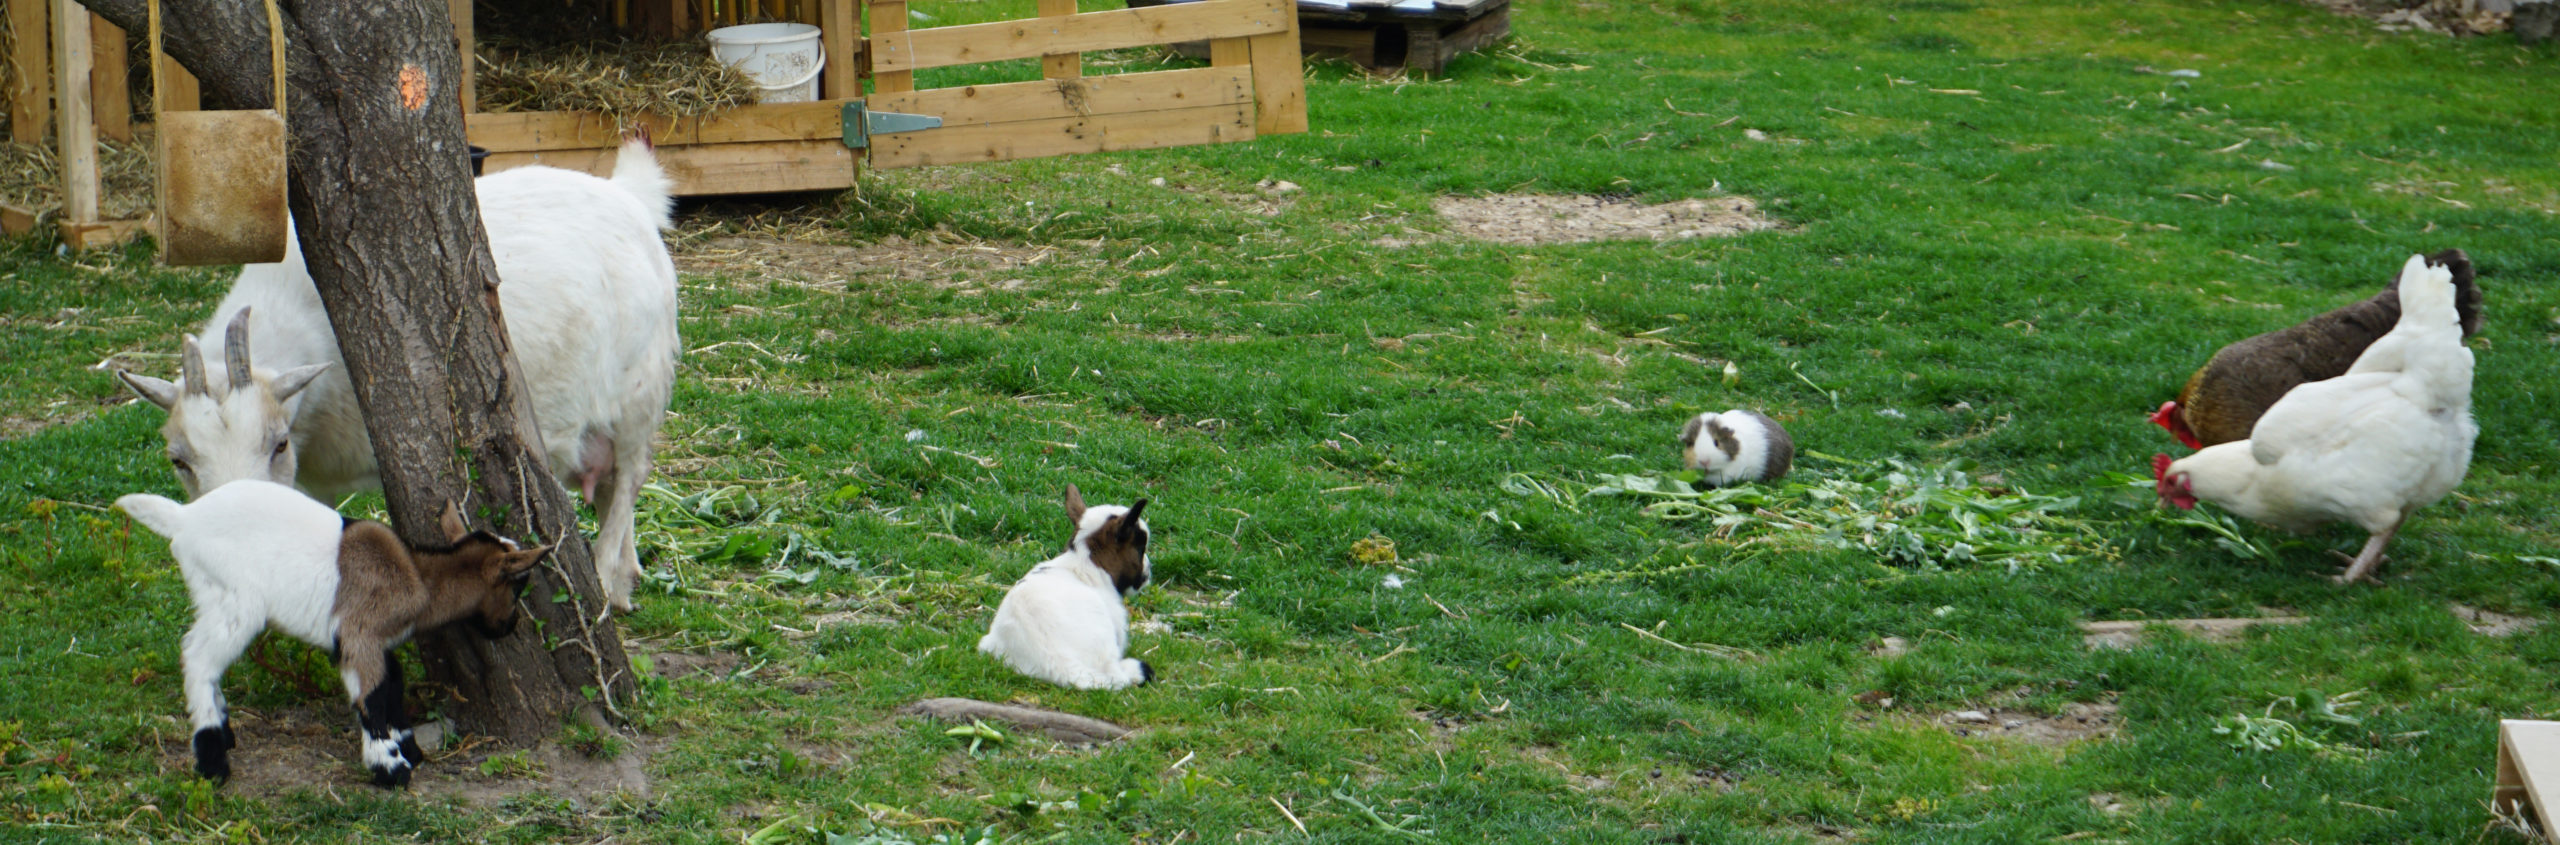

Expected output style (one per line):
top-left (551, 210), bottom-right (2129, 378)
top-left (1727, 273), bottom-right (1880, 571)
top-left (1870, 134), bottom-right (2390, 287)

top-left (2497, 720), bottom-right (2560, 841)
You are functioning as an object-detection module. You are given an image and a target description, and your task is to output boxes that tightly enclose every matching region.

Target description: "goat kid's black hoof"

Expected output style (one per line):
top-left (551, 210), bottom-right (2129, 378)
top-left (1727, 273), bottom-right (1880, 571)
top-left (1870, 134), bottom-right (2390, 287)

top-left (192, 727), bottom-right (233, 782)
top-left (1138, 661), bottom-right (1156, 685)
top-left (370, 764), bottom-right (413, 789)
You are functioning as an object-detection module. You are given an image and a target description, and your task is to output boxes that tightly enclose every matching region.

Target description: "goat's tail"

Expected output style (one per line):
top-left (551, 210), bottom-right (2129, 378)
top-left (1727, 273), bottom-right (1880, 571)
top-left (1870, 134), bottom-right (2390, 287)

top-left (116, 493), bottom-right (188, 539)
top-left (609, 131), bottom-right (676, 231)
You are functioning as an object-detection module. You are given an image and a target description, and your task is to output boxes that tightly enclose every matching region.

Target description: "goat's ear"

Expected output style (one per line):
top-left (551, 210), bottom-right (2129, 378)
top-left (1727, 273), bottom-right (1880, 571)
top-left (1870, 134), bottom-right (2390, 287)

top-left (438, 502), bottom-right (469, 543)
top-left (500, 546), bottom-right (552, 581)
top-left (118, 370), bottom-right (181, 410)
top-left (1063, 484), bottom-right (1086, 523)
top-left (270, 363), bottom-right (330, 403)
top-left (1120, 499), bottom-right (1148, 539)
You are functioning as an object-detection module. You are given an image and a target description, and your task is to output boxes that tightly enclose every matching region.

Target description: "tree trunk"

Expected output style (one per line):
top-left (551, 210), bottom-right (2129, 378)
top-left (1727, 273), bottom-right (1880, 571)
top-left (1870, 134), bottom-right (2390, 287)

top-left (79, 0), bottom-right (634, 742)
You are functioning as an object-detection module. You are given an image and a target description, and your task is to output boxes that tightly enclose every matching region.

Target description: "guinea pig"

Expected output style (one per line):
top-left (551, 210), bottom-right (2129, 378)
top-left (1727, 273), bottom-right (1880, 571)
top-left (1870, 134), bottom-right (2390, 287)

top-left (1679, 410), bottom-right (1794, 486)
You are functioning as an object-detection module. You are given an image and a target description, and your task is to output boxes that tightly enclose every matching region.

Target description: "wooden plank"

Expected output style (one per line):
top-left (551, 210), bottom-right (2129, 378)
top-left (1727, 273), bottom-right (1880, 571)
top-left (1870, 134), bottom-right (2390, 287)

top-left (51, 0), bottom-right (95, 223)
top-left (868, 0), bottom-right (911, 94)
top-left (449, 0), bottom-right (475, 114)
top-left (1246, 0), bottom-right (1306, 133)
top-left (88, 13), bottom-right (129, 141)
top-left (484, 139), bottom-right (859, 196)
top-left (0, 202), bottom-right (35, 236)
top-left (870, 65), bottom-right (1250, 129)
top-left (156, 51), bottom-right (198, 112)
top-left (7, 0), bottom-right (47, 142)
top-left (60, 217), bottom-right (151, 250)
top-left (871, 0), bottom-right (1291, 74)
top-left (1038, 0), bottom-right (1080, 79)
top-left (870, 102), bottom-right (1250, 169)
top-left (820, 0), bottom-right (858, 99)
top-left (467, 100), bottom-right (845, 153)
top-left (2496, 720), bottom-right (2560, 835)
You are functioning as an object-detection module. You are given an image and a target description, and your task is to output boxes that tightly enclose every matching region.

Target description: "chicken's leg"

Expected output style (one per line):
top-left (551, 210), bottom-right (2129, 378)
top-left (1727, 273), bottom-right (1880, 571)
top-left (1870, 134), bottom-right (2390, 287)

top-left (2332, 520), bottom-right (2402, 585)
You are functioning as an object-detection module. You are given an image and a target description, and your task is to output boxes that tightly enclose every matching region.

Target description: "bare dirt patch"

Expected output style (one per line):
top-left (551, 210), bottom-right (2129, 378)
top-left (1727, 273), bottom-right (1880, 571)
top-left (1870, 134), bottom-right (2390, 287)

top-left (646, 649), bottom-right (745, 680)
top-left (674, 235), bottom-right (1087, 293)
top-left (2080, 614), bottom-right (2308, 649)
top-left (2449, 603), bottom-right (2543, 637)
top-left (154, 705), bottom-right (649, 806)
top-left (1396, 193), bottom-right (1781, 247)
top-left (1933, 697), bottom-right (2120, 745)
top-left (2290, 0), bottom-right (2512, 35)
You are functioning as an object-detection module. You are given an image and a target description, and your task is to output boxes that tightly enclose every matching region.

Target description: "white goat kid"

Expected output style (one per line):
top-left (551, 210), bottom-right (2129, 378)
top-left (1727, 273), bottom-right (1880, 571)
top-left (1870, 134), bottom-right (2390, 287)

top-left (118, 481), bottom-right (550, 787)
top-left (979, 485), bottom-right (1156, 690)
top-left (118, 136), bottom-right (678, 611)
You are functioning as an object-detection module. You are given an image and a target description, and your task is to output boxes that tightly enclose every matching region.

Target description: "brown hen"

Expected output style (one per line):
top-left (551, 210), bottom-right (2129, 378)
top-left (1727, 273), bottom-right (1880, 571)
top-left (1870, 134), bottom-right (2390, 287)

top-left (2151, 249), bottom-right (2479, 449)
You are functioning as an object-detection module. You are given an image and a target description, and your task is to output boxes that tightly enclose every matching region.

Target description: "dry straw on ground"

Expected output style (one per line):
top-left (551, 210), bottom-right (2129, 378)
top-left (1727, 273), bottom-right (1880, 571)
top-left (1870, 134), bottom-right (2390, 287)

top-left (0, 135), bottom-right (159, 221)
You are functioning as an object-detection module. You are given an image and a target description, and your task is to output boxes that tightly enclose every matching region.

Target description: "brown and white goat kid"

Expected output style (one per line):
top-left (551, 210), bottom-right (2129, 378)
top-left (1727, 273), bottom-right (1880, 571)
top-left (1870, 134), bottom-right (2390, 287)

top-left (118, 481), bottom-right (550, 787)
top-left (979, 486), bottom-right (1155, 690)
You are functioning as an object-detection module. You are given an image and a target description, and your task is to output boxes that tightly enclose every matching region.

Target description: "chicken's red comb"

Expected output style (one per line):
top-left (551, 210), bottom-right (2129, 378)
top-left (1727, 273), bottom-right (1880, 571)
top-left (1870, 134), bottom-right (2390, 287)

top-left (2151, 453), bottom-right (2174, 482)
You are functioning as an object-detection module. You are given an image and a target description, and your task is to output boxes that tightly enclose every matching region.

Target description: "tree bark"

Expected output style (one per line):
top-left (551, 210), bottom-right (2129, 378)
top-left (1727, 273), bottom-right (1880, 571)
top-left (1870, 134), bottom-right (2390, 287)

top-left (79, 0), bottom-right (634, 742)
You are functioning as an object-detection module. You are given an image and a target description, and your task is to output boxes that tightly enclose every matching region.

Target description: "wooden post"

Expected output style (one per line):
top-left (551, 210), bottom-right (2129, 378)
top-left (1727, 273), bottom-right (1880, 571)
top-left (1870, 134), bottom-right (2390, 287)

top-left (1244, 0), bottom-right (1307, 134)
top-left (867, 0), bottom-right (910, 95)
top-left (1038, 0), bottom-right (1078, 80)
top-left (155, 49), bottom-right (196, 111)
top-left (89, 12), bottom-right (130, 141)
top-left (448, 0), bottom-right (474, 114)
top-left (7, 0), bottom-right (47, 143)
top-left (51, 0), bottom-right (96, 224)
top-left (819, 0), bottom-right (857, 99)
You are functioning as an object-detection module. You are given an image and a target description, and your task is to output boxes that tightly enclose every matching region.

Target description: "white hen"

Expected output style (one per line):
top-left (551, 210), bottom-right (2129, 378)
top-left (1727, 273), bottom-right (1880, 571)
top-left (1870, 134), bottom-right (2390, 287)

top-left (2154, 252), bottom-right (2477, 584)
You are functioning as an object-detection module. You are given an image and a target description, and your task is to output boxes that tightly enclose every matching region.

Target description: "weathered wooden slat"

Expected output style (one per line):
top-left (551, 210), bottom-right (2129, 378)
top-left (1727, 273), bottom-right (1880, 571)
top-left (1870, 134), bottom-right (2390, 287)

top-left (484, 139), bottom-right (858, 195)
top-left (871, 0), bottom-right (1291, 73)
top-left (870, 102), bottom-right (1251, 169)
top-left (466, 100), bottom-right (846, 153)
top-left (869, 65), bottom-right (1249, 129)
top-left (449, 0), bottom-right (475, 114)
top-left (822, 0), bottom-right (859, 100)
top-left (1246, 9), bottom-right (1306, 133)
top-left (868, 0), bottom-right (913, 94)
top-left (52, 0), bottom-right (96, 223)
top-left (8, 0), bottom-right (49, 143)
top-left (89, 14), bottom-right (129, 141)
top-left (1039, 0), bottom-right (1080, 79)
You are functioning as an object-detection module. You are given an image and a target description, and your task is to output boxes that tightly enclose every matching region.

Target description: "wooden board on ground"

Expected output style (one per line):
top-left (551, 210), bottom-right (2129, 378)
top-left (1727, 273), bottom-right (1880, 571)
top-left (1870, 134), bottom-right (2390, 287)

top-left (900, 697), bottom-right (1134, 746)
top-left (2496, 720), bottom-right (2560, 841)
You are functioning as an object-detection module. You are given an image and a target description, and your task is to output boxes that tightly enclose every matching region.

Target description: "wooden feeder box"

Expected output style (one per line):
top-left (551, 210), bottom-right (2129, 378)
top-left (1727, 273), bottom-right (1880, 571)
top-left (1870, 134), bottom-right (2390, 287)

top-left (2497, 720), bottom-right (2560, 842)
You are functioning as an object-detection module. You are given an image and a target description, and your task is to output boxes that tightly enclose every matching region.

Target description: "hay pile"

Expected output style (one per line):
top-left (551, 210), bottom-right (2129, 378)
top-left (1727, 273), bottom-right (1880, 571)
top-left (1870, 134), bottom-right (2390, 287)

top-left (474, 39), bottom-right (764, 122)
top-left (0, 134), bottom-right (158, 221)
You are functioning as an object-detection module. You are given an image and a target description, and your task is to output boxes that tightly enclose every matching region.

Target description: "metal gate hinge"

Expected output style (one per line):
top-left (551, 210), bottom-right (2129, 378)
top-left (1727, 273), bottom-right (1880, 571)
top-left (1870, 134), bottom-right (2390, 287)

top-left (842, 103), bottom-right (944, 150)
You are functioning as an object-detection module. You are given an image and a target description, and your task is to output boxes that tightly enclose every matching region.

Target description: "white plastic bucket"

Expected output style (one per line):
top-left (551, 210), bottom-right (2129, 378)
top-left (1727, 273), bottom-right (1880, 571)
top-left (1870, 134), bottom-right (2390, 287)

top-left (706, 23), bottom-right (826, 103)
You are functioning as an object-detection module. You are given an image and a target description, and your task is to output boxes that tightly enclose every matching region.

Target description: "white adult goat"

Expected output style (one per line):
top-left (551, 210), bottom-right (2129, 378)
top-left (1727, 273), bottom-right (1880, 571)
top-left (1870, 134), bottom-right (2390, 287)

top-left (118, 136), bottom-right (679, 611)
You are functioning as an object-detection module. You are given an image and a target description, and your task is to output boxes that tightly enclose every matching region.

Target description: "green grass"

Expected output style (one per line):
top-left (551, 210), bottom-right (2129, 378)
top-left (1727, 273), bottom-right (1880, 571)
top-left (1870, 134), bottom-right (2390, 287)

top-left (6, 0), bottom-right (2560, 841)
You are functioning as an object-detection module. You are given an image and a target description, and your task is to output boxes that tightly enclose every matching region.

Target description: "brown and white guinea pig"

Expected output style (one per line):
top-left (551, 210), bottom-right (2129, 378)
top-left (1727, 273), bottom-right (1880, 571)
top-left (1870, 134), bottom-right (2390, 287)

top-left (1679, 410), bottom-right (1794, 486)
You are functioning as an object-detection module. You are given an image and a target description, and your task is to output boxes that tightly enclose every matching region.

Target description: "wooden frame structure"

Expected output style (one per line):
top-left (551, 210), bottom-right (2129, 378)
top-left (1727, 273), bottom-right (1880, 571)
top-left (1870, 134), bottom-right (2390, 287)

top-left (2, 0), bottom-right (1306, 246)
top-left (467, 0), bottom-right (1304, 194)
top-left (3, 0), bottom-right (169, 246)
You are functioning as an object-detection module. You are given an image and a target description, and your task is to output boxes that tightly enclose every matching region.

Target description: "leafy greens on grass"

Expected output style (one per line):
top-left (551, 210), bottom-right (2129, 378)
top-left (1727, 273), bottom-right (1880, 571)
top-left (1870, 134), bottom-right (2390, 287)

top-left (1526, 455), bottom-right (2116, 573)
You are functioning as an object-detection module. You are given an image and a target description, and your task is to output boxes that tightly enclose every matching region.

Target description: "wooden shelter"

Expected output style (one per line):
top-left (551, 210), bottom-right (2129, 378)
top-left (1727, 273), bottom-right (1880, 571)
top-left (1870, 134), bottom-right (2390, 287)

top-left (1, 0), bottom-right (1307, 246)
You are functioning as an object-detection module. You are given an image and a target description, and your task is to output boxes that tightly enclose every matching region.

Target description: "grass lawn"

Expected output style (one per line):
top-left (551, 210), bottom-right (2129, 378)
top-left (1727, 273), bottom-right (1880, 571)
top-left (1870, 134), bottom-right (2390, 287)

top-left (5, 0), bottom-right (2559, 841)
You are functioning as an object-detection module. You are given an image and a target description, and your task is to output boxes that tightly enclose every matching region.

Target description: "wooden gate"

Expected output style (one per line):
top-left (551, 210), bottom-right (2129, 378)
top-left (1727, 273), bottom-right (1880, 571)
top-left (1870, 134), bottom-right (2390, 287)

top-left (861, 0), bottom-right (1306, 169)
top-left (462, 0), bottom-right (1306, 194)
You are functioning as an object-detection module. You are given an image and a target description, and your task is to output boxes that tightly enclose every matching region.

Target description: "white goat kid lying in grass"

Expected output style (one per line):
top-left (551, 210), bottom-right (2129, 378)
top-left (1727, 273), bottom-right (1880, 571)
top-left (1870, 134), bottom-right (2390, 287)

top-left (116, 135), bottom-right (679, 612)
top-left (979, 485), bottom-right (1156, 690)
top-left (118, 481), bottom-right (550, 787)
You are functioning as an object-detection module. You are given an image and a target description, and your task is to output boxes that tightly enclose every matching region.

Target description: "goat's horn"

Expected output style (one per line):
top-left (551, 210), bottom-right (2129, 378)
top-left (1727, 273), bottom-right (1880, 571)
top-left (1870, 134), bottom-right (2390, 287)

top-left (179, 334), bottom-right (210, 397)
top-left (223, 308), bottom-right (255, 393)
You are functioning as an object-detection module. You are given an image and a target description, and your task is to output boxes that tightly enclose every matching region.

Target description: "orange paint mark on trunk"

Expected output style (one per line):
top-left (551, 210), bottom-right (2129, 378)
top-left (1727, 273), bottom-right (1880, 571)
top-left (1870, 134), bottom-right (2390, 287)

top-left (398, 65), bottom-right (430, 111)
